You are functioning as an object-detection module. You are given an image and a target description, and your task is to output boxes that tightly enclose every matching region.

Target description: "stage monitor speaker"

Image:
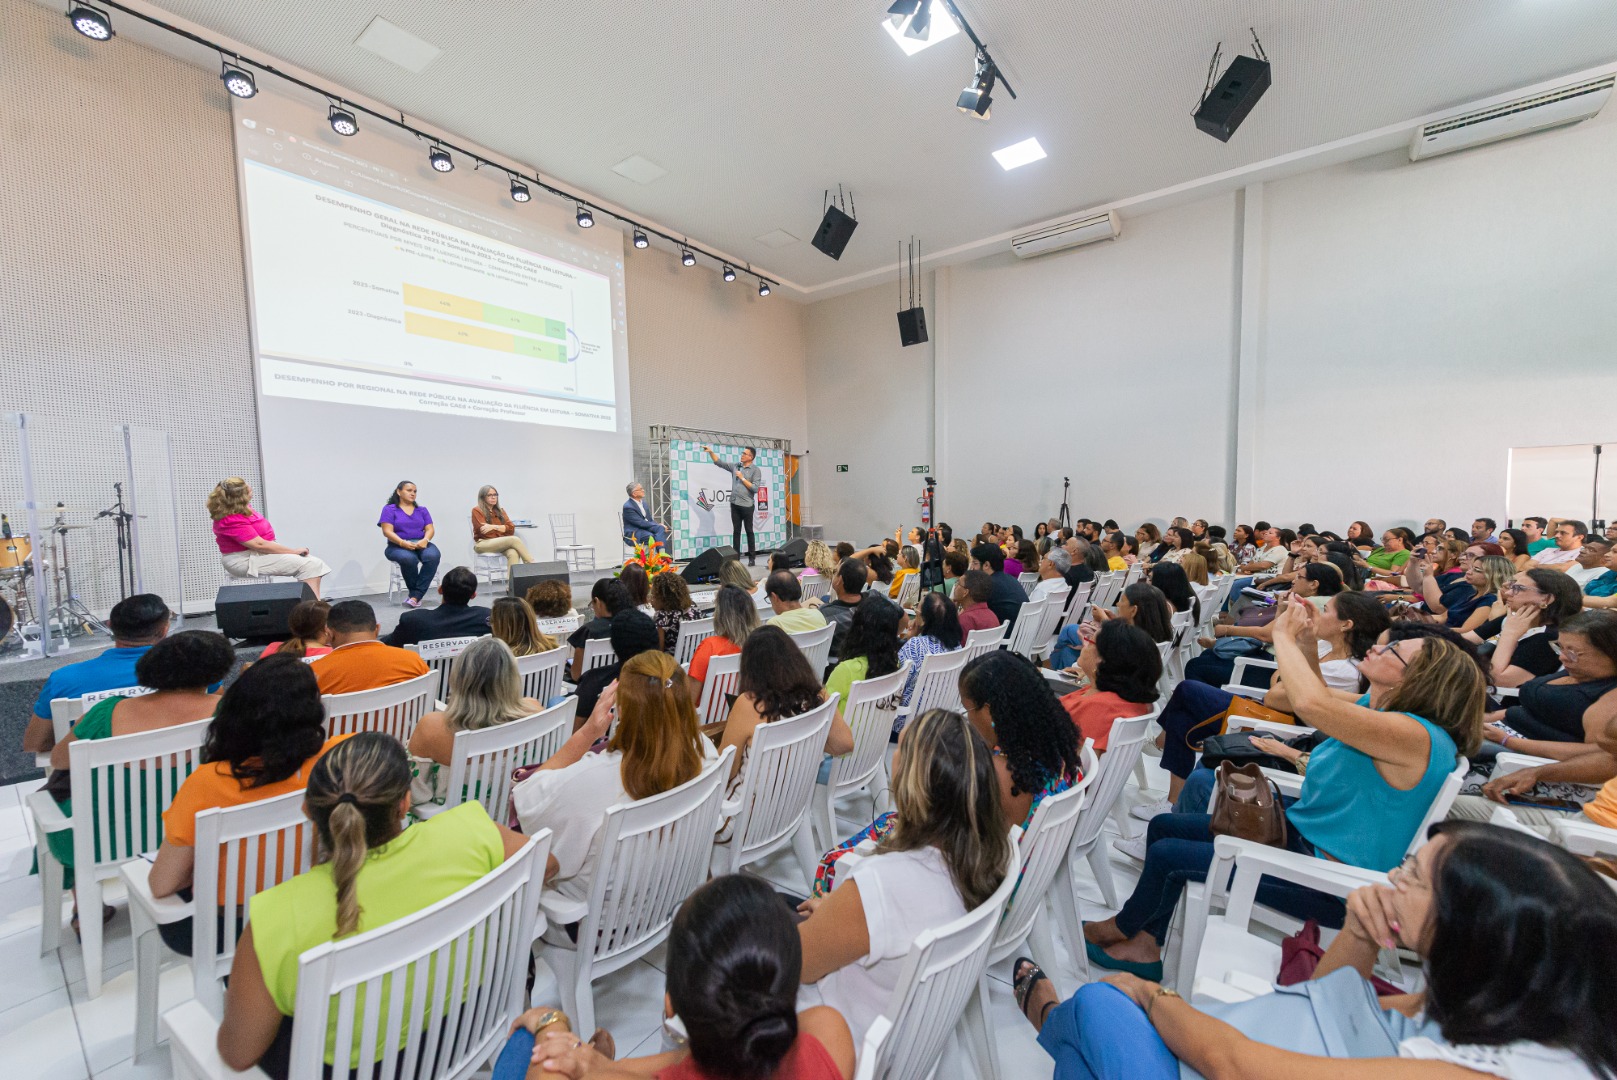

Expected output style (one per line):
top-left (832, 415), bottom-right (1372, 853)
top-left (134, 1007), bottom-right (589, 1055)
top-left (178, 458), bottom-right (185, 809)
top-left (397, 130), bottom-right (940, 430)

top-left (508, 561), bottom-right (571, 598)
top-left (1193, 55), bottom-right (1271, 143)
top-left (811, 205), bottom-right (859, 261)
top-left (682, 545), bottom-right (738, 585)
top-left (775, 538), bottom-right (809, 569)
top-left (897, 306), bottom-right (929, 347)
top-left (214, 581), bottom-right (314, 640)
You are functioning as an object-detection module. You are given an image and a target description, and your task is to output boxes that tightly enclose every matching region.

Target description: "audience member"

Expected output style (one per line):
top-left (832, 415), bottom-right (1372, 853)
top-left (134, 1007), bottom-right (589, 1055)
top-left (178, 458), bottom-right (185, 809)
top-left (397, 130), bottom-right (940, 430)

top-left (824, 595), bottom-right (903, 723)
top-left (574, 609), bottom-right (659, 720)
top-left (148, 655), bottom-right (345, 954)
top-left (310, 600), bottom-right (430, 695)
top-left (490, 596), bottom-right (558, 657)
top-left (407, 637), bottom-right (543, 805)
top-left (1463, 569), bottom-right (1583, 686)
top-left (1134, 523), bottom-right (1162, 562)
top-left (1146, 561), bottom-right (1201, 623)
top-left (1479, 610), bottom-right (1617, 753)
top-left (258, 600), bottom-right (332, 660)
top-left (1567, 535), bottom-right (1612, 587)
top-left (26, 593), bottom-right (172, 753)
top-left (1032, 546), bottom-right (1072, 602)
top-left (897, 592), bottom-right (964, 707)
top-left (1499, 526), bottom-right (1533, 570)
top-left (718, 625), bottom-right (851, 781)
top-left (941, 547), bottom-right (970, 593)
top-left (1059, 621), bottom-right (1162, 752)
top-left (524, 579), bottom-right (577, 623)
top-left (688, 584), bottom-right (758, 696)
top-left (568, 579), bottom-right (634, 677)
top-left (618, 562), bottom-right (651, 610)
top-left (649, 571), bottom-right (702, 655)
top-left (1580, 540), bottom-right (1617, 609)
top-left (955, 569), bottom-right (1001, 637)
top-left (818, 559), bottom-right (867, 664)
top-left (215, 733), bottom-right (527, 1076)
top-left (888, 545), bottom-right (920, 598)
top-left (717, 556), bottom-right (758, 595)
top-left (1049, 582), bottom-right (1173, 671)
top-left (382, 566), bottom-right (490, 647)
top-left (1529, 519), bottom-right (1586, 569)
top-left (1099, 532), bottom-right (1128, 571)
top-left (970, 542), bottom-right (1029, 626)
top-left (1411, 549), bottom-right (1512, 632)
top-left (959, 650), bottom-right (1084, 829)
top-left (766, 570), bottom-right (829, 633)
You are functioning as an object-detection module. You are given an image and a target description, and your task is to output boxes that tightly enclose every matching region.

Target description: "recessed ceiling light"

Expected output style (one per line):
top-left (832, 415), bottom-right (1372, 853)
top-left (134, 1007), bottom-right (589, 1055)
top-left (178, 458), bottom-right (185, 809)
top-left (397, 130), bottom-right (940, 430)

top-left (993, 136), bottom-right (1047, 170)
top-left (882, 0), bottom-right (959, 56)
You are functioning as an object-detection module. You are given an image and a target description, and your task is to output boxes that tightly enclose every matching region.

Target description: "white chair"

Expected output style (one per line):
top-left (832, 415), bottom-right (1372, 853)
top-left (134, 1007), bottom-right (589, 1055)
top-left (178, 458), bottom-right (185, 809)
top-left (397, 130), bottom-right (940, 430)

top-left (472, 549), bottom-right (511, 588)
top-left (1220, 656), bottom-right (1279, 702)
top-left (405, 634), bottom-right (485, 704)
top-left (861, 837), bottom-right (1020, 1080)
top-left (549, 513), bottom-right (596, 572)
top-left (1057, 580), bottom-right (1095, 634)
top-left (1004, 598), bottom-right (1048, 660)
top-left (896, 572), bottom-right (923, 610)
top-left (536, 749), bottom-right (733, 1035)
top-left (535, 612), bottom-right (583, 639)
top-left (163, 831), bottom-right (551, 1080)
top-left (694, 650), bottom-right (743, 725)
top-left (578, 635), bottom-right (617, 676)
top-left (123, 789), bottom-right (314, 1060)
top-left (1061, 710), bottom-right (1158, 914)
top-left (42, 684), bottom-right (152, 767)
top-left (1555, 817), bottom-right (1617, 859)
top-left (673, 616), bottom-right (714, 668)
top-left (386, 561), bottom-right (407, 603)
top-left (815, 664), bottom-right (911, 849)
top-left (421, 698), bottom-right (577, 824)
top-left (321, 670), bottom-right (436, 743)
top-left (963, 621), bottom-right (1008, 661)
top-left (713, 695), bottom-right (838, 890)
top-left (787, 622), bottom-right (835, 675)
top-left (221, 574), bottom-right (295, 586)
top-left (30, 718), bottom-right (211, 997)
top-left (515, 644), bottom-right (569, 703)
top-left (964, 779), bottom-right (1093, 1080)
top-left (1166, 609), bottom-right (1195, 683)
top-left (1027, 584), bottom-right (1071, 663)
top-left (1017, 571), bottom-right (1039, 593)
top-left (894, 647), bottom-right (969, 728)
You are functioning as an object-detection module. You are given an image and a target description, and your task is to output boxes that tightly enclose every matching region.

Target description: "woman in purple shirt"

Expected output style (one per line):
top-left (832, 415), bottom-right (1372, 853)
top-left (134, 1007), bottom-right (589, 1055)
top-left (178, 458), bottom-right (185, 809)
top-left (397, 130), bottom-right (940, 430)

top-left (378, 480), bottom-right (440, 607)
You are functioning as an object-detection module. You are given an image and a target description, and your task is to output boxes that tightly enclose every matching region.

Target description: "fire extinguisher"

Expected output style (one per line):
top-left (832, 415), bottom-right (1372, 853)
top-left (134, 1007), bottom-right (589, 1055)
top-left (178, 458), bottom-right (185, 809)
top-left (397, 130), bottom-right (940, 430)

top-left (919, 483), bottom-right (932, 526)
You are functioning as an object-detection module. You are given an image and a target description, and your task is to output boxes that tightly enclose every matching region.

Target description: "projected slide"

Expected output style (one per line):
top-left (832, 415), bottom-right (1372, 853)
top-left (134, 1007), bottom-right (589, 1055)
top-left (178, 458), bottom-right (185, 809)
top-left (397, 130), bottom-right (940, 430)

top-left (240, 157), bottom-right (618, 429)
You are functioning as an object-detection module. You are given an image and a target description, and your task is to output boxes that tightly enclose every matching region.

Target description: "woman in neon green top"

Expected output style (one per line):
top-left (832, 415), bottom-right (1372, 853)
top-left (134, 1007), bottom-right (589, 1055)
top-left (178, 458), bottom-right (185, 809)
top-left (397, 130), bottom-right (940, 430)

top-left (217, 732), bottom-right (529, 1077)
top-left (1361, 527), bottom-right (1417, 585)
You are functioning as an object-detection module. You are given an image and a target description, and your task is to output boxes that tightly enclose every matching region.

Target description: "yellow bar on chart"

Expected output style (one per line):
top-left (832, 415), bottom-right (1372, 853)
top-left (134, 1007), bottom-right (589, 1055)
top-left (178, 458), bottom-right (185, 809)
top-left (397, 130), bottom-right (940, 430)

top-left (404, 310), bottom-right (516, 351)
top-left (401, 283), bottom-right (482, 321)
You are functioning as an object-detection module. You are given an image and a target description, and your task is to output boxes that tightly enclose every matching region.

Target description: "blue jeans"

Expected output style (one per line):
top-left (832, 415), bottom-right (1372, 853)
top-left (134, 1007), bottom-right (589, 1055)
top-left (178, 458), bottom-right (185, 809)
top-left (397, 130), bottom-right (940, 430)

top-left (1050, 625), bottom-right (1084, 671)
top-left (1158, 680), bottom-right (1236, 780)
top-left (1113, 809), bottom-right (1343, 943)
top-left (627, 524), bottom-right (667, 547)
top-left (1222, 576), bottom-right (1254, 611)
top-left (385, 542), bottom-right (441, 600)
top-left (1039, 983), bottom-right (1179, 1080)
top-left (1174, 765), bottom-right (1218, 814)
top-left (492, 1028), bottom-right (534, 1080)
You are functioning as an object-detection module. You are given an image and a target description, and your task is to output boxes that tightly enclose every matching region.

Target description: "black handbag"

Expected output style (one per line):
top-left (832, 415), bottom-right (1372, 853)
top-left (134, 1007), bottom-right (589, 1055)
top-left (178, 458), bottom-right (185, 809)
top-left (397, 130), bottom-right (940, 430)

top-left (1199, 730), bottom-right (1324, 774)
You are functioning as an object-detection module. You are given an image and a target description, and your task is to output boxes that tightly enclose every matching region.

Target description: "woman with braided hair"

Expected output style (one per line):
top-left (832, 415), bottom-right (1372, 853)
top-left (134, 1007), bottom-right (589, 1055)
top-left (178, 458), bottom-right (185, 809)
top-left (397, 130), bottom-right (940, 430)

top-left (214, 732), bottom-right (529, 1077)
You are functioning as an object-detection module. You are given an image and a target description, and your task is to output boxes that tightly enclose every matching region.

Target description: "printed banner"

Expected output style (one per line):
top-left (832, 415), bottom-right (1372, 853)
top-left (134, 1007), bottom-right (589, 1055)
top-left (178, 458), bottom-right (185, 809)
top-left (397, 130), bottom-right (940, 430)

top-left (667, 440), bottom-right (788, 559)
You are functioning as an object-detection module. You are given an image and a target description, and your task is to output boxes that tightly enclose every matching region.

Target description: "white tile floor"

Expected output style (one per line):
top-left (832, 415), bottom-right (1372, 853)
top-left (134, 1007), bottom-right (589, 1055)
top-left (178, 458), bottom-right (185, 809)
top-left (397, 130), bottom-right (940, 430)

top-left (0, 757), bottom-right (1173, 1078)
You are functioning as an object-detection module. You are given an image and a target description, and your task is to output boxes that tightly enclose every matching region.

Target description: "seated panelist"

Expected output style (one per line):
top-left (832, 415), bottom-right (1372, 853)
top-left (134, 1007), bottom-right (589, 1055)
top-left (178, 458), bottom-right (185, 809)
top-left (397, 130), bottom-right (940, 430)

top-left (208, 478), bottom-right (330, 597)
top-left (471, 484), bottom-right (535, 566)
top-left (622, 481), bottom-right (669, 547)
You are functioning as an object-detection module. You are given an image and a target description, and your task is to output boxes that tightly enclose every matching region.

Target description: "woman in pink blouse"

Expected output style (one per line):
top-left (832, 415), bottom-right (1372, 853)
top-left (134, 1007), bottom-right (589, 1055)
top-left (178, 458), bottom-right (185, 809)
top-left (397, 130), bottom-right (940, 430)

top-left (207, 478), bottom-right (331, 596)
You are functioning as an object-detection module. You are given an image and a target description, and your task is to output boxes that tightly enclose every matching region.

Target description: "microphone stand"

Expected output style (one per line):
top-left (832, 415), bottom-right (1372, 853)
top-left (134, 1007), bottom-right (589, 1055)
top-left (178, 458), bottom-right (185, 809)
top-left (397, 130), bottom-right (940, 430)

top-left (97, 482), bottom-right (136, 601)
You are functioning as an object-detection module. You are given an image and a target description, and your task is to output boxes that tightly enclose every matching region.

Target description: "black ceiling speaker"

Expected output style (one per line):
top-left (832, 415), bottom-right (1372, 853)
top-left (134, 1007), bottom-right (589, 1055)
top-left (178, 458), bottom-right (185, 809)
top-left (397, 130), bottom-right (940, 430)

top-left (896, 235), bottom-right (927, 347)
top-left (812, 186), bottom-right (859, 260)
top-left (1194, 36), bottom-right (1271, 143)
top-left (897, 306), bottom-right (929, 347)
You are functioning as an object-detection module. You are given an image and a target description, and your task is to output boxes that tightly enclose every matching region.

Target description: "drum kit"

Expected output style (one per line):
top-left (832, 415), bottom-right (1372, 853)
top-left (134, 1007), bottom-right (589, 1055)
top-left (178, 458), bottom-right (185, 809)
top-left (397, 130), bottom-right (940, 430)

top-left (0, 503), bottom-right (112, 657)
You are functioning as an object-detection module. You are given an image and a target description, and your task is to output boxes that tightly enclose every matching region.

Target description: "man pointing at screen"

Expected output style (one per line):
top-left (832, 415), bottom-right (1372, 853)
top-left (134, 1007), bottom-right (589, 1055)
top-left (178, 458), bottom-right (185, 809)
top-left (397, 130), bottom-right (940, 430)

top-left (704, 444), bottom-right (761, 566)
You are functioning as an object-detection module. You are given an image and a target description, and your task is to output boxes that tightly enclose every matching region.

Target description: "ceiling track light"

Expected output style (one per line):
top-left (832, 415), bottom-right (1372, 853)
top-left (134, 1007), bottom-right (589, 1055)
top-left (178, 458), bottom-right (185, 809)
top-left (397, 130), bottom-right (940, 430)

top-left (575, 203), bottom-right (594, 228)
top-left (428, 144), bottom-right (453, 172)
top-left (957, 49), bottom-right (996, 119)
top-left (220, 57), bottom-right (257, 99)
top-left (758, 280), bottom-right (772, 297)
top-left (509, 176), bottom-right (530, 202)
top-left (681, 248), bottom-right (696, 267)
top-left (66, 2), bottom-right (113, 40)
top-left (327, 103), bottom-right (358, 136)
top-left (904, 0), bottom-right (931, 39)
top-left (722, 265), bottom-right (736, 282)
top-left (632, 229), bottom-right (649, 249)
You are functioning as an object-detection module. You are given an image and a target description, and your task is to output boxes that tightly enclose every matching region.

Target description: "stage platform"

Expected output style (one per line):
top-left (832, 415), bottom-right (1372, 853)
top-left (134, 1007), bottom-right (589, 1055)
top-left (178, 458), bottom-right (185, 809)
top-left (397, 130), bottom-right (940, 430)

top-left (0, 560), bottom-right (766, 785)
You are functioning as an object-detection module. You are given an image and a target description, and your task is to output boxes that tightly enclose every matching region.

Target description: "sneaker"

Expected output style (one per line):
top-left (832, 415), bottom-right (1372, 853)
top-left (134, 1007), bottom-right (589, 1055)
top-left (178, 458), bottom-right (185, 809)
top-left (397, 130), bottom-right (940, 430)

top-left (1129, 798), bottom-right (1173, 822)
top-left (1113, 835), bottom-right (1149, 863)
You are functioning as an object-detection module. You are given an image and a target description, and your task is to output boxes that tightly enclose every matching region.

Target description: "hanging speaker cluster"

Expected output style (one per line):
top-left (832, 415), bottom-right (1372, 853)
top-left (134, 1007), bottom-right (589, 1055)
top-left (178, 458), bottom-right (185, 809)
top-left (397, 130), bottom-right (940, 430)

top-left (1193, 30), bottom-right (1272, 142)
top-left (896, 237), bottom-right (928, 348)
top-left (811, 185), bottom-right (859, 261)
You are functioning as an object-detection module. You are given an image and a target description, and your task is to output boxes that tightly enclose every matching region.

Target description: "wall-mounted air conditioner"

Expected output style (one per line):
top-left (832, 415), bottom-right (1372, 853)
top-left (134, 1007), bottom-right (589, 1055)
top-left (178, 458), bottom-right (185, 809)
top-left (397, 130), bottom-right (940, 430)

top-left (1010, 210), bottom-right (1120, 259)
top-left (1410, 75), bottom-right (1613, 161)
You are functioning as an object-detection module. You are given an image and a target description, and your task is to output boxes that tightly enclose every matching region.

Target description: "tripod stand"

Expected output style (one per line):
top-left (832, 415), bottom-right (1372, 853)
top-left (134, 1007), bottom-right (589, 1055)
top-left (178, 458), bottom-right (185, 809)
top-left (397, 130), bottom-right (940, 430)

top-left (918, 477), bottom-right (945, 592)
top-left (98, 482), bottom-right (137, 600)
top-left (1058, 477), bottom-right (1072, 530)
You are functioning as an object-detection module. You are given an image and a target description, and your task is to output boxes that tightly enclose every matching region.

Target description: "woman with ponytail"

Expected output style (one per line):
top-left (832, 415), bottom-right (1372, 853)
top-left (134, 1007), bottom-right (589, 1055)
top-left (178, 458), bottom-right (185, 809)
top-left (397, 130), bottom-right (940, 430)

top-left (256, 599), bottom-right (332, 660)
top-left (504, 875), bottom-right (856, 1080)
top-left (216, 732), bottom-right (529, 1077)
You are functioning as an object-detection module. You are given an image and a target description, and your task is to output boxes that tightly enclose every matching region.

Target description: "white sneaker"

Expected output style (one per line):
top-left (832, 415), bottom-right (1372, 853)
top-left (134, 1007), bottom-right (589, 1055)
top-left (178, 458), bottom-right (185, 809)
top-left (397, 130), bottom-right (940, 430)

top-left (1113, 835), bottom-right (1149, 863)
top-left (1129, 798), bottom-right (1173, 822)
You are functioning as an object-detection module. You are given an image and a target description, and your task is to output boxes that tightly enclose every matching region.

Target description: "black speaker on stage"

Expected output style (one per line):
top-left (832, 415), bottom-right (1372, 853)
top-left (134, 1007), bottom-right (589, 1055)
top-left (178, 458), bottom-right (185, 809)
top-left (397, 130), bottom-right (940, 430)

top-left (897, 306), bottom-right (929, 347)
top-left (774, 538), bottom-right (809, 569)
top-left (682, 546), bottom-right (738, 585)
top-left (811, 205), bottom-right (859, 261)
top-left (214, 581), bottom-right (314, 640)
top-left (1194, 54), bottom-right (1271, 143)
top-left (508, 561), bottom-right (570, 598)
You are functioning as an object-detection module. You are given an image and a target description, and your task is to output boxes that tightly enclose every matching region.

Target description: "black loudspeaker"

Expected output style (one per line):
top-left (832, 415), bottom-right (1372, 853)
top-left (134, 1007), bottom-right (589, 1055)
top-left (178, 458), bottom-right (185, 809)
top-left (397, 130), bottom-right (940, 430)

top-left (1194, 55), bottom-right (1271, 143)
top-left (811, 205), bottom-right (859, 261)
top-left (508, 561), bottom-right (571, 598)
top-left (682, 545), bottom-right (739, 585)
top-left (898, 306), bottom-right (929, 347)
top-left (214, 581), bottom-right (314, 640)
top-left (775, 538), bottom-right (809, 569)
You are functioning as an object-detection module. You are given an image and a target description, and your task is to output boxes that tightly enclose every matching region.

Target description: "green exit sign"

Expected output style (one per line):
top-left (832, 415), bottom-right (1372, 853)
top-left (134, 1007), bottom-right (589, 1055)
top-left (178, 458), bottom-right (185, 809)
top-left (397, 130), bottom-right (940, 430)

top-left (911, 465), bottom-right (929, 474)
top-left (836, 464), bottom-right (849, 473)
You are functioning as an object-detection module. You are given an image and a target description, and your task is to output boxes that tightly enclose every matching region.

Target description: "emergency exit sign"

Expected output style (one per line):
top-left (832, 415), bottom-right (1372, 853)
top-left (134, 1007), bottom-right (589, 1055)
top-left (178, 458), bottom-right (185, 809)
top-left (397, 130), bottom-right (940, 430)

top-left (911, 465), bottom-right (929, 473)
top-left (836, 464), bottom-right (849, 472)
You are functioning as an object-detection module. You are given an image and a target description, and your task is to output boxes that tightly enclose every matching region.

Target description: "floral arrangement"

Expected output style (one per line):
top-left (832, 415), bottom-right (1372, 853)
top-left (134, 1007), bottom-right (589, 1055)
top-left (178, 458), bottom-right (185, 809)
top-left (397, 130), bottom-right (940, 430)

top-left (620, 538), bottom-right (674, 578)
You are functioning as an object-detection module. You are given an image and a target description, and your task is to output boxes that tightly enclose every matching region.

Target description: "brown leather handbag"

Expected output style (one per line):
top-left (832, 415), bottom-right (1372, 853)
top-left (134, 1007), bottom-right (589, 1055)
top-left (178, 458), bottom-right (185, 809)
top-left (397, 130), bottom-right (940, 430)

top-left (1209, 761), bottom-right (1288, 847)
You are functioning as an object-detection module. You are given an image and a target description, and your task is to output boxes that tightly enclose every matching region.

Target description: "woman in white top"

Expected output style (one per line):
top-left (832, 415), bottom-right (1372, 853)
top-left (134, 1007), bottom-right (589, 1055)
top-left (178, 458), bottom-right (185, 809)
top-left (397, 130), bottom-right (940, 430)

top-left (511, 650), bottom-right (715, 903)
top-left (795, 707), bottom-right (1010, 1047)
top-left (407, 638), bottom-right (542, 810)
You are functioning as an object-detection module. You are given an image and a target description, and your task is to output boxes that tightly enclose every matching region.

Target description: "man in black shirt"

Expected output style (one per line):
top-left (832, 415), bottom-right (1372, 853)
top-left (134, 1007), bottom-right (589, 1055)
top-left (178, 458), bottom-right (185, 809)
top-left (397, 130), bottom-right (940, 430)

top-left (818, 559), bottom-right (868, 665)
top-left (383, 566), bottom-right (490, 647)
top-left (971, 543), bottom-right (1028, 626)
top-left (567, 579), bottom-right (634, 678)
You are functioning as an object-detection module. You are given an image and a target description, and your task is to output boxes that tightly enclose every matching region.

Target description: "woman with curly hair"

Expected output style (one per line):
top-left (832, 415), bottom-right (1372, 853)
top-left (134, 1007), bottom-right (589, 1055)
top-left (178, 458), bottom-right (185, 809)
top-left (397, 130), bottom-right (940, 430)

top-left (958, 649), bottom-right (1084, 830)
top-left (718, 626), bottom-right (853, 780)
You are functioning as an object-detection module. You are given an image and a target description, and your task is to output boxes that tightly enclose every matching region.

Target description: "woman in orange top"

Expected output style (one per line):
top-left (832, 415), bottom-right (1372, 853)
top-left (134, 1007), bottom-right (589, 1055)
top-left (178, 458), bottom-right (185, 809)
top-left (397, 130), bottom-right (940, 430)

top-left (149, 655), bottom-right (350, 955)
top-left (1060, 621), bottom-right (1162, 752)
top-left (472, 484), bottom-right (535, 566)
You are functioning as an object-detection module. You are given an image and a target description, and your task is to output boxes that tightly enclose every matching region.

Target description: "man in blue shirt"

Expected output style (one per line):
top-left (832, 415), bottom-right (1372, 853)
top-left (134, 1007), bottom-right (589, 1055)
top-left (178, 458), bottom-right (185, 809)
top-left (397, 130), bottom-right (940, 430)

top-left (24, 593), bottom-right (171, 754)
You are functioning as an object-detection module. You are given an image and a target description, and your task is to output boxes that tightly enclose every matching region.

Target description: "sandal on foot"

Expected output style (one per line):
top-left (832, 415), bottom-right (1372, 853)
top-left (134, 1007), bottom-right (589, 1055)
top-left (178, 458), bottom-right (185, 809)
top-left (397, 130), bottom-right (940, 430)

top-left (1012, 956), bottom-right (1053, 1028)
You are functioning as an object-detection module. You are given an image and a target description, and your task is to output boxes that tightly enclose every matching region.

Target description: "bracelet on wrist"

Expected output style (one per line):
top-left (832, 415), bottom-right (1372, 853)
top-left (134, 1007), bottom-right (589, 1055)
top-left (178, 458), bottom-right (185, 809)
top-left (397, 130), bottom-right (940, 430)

top-left (1147, 986), bottom-right (1181, 1019)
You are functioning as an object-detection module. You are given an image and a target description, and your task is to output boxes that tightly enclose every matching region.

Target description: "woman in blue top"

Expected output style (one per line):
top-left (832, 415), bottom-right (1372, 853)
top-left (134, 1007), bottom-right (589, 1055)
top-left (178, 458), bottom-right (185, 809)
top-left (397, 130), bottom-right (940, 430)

top-left (1084, 597), bottom-right (1485, 980)
top-left (378, 480), bottom-right (439, 607)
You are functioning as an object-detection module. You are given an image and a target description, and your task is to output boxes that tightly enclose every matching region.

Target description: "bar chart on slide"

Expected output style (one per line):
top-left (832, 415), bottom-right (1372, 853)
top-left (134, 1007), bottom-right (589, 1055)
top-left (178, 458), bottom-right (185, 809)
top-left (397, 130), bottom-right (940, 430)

top-left (401, 284), bottom-right (571, 364)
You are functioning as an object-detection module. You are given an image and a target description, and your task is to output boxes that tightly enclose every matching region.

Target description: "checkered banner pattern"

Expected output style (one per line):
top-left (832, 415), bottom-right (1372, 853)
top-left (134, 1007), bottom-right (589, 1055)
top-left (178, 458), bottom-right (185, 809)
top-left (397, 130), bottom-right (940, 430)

top-left (667, 440), bottom-right (787, 559)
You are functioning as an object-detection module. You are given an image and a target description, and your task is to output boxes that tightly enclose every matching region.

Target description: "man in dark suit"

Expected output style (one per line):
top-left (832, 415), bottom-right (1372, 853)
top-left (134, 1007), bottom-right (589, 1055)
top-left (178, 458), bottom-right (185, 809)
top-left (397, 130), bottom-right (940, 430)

top-left (622, 482), bottom-right (670, 547)
top-left (382, 566), bottom-right (491, 647)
